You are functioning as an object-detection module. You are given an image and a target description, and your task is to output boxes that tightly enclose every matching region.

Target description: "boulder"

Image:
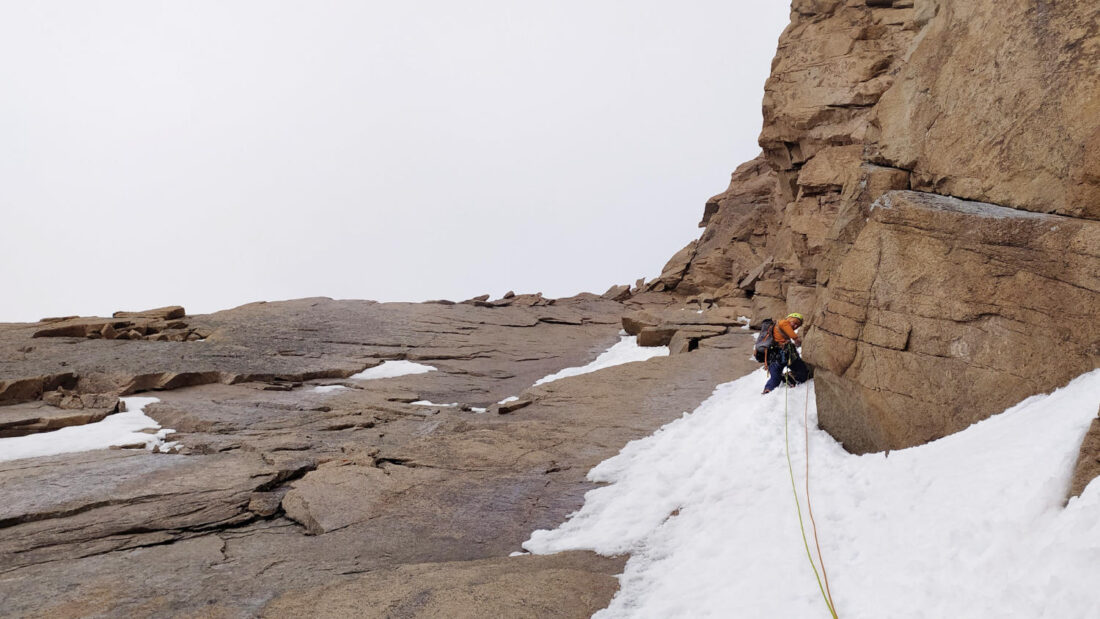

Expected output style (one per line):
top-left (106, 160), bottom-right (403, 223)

top-left (491, 398), bottom-right (532, 415)
top-left (601, 284), bottom-right (632, 302)
top-left (637, 326), bottom-right (678, 347)
top-left (621, 310), bottom-right (659, 336)
top-left (805, 191), bottom-right (1100, 453)
top-left (0, 373), bottom-right (77, 405)
top-left (646, 240), bottom-right (697, 293)
top-left (113, 306), bottom-right (186, 320)
top-left (33, 318), bottom-right (117, 338)
top-left (667, 327), bottom-right (728, 355)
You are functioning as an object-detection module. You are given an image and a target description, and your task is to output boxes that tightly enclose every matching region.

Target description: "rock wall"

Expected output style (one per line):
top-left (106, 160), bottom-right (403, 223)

top-left (806, 191), bottom-right (1100, 452)
top-left (653, 0), bottom-right (1100, 452)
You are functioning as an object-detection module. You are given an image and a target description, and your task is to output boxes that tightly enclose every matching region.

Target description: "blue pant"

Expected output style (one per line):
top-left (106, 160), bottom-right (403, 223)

top-left (764, 347), bottom-right (809, 392)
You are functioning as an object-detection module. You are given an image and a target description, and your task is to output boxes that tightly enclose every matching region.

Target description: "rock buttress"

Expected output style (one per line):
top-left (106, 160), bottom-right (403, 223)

top-left (656, 0), bottom-right (1100, 451)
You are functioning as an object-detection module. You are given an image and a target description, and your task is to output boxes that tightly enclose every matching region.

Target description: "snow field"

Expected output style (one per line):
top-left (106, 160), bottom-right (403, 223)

top-left (534, 334), bottom-right (669, 386)
top-left (524, 368), bottom-right (1100, 618)
top-left (0, 397), bottom-right (177, 463)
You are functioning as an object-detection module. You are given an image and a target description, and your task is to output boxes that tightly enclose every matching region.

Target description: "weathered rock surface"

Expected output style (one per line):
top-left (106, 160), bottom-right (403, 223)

top-left (649, 0), bottom-right (1099, 455)
top-left (0, 296), bottom-right (759, 616)
top-left (30, 306), bottom-right (206, 343)
top-left (869, 1), bottom-right (1100, 219)
top-left (261, 552), bottom-right (624, 619)
top-left (4, 1), bottom-right (1098, 615)
top-left (805, 190), bottom-right (1100, 452)
top-left (1070, 408), bottom-right (1100, 501)
top-left (0, 398), bottom-right (119, 438)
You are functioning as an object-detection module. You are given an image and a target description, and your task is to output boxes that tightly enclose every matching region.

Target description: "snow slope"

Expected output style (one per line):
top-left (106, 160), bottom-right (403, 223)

top-left (525, 368), bottom-right (1100, 618)
top-left (534, 334), bottom-right (669, 386)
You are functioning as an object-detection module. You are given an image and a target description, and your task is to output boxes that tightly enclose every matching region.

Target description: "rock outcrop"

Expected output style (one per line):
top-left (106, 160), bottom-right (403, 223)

top-left (0, 296), bottom-right (759, 616)
top-left (653, 0), bottom-right (1100, 452)
top-left (2, 2), bottom-right (1098, 616)
top-left (805, 190), bottom-right (1100, 452)
top-left (1070, 409), bottom-right (1100, 500)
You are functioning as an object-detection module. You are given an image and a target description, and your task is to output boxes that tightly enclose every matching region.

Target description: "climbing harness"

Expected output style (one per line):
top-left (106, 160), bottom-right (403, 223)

top-left (784, 382), bottom-right (838, 618)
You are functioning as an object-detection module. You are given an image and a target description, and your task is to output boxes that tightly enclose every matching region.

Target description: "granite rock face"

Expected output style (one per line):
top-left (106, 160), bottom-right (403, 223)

top-left (1070, 409), bottom-right (1100, 501)
top-left (3, 1), bottom-right (1099, 615)
top-left (805, 191), bottom-right (1100, 452)
top-left (869, 0), bottom-right (1100, 219)
top-left (656, 0), bottom-right (1099, 453)
top-left (0, 296), bottom-right (759, 616)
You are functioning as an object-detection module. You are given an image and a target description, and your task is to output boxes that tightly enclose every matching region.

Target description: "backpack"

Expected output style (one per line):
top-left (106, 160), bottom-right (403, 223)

top-left (753, 318), bottom-right (776, 363)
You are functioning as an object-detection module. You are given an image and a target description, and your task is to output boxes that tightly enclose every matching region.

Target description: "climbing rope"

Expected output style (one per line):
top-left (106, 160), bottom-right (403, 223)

top-left (784, 382), bottom-right (839, 618)
top-left (804, 383), bottom-right (836, 613)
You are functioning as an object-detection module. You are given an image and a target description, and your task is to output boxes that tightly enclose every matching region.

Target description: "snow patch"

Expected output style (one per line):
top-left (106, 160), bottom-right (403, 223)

top-left (524, 369), bottom-right (1100, 618)
top-left (738, 315), bottom-right (751, 330)
top-left (411, 400), bottom-right (458, 407)
top-left (0, 396), bottom-right (177, 463)
top-left (533, 335), bottom-right (669, 386)
top-left (312, 385), bottom-right (347, 393)
top-left (498, 396), bottom-right (520, 405)
top-left (349, 360), bottom-right (437, 380)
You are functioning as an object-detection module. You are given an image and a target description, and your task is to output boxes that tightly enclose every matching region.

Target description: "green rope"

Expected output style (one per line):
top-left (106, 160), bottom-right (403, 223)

top-left (784, 384), bottom-right (839, 618)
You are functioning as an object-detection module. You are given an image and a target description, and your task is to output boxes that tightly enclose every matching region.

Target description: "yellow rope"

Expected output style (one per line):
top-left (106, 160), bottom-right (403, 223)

top-left (784, 383), bottom-right (838, 618)
top-left (804, 384), bottom-right (837, 613)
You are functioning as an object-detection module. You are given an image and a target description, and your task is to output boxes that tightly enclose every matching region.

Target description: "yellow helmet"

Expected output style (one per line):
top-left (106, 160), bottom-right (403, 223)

top-left (787, 312), bottom-right (804, 322)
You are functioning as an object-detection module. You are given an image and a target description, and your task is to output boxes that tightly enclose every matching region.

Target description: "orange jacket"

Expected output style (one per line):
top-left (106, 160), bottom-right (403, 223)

top-left (773, 318), bottom-right (801, 346)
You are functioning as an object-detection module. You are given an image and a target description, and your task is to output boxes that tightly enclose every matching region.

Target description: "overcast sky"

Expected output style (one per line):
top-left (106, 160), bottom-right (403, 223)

top-left (0, 1), bottom-right (789, 322)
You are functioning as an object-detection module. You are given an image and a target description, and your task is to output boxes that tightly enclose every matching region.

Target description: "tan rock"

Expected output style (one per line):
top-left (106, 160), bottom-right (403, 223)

top-left (493, 398), bottom-right (533, 415)
top-left (797, 145), bottom-right (864, 195)
top-left (261, 552), bottom-right (623, 619)
top-left (282, 464), bottom-right (419, 535)
top-left (869, 1), bottom-right (1100, 219)
top-left (1069, 411), bottom-right (1100, 501)
top-left (637, 326), bottom-right (678, 347)
top-left (667, 327), bottom-right (728, 355)
top-left (113, 306), bottom-right (186, 320)
top-left (601, 284), bottom-right (632, 302)
top-left (654, 156), bottom-right (776, 302)
top-left (647, 240), bottom-right (697, 293)
top-left (0, 400), bottom-right (119, 438)
top-left (621, 310), bottom-right (659, 336)
top-left (785, 285), bottom-right (817, 319)
top-left (805, 191), bottom-right (1100, 453)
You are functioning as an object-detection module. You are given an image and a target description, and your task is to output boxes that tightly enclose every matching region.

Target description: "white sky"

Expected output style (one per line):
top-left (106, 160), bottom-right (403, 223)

top-left (0, 1), bottom-right (790, 322)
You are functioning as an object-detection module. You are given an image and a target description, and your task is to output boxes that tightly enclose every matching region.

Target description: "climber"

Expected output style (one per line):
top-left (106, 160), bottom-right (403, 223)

top-left (761, 312), bottom-right (810, 394)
